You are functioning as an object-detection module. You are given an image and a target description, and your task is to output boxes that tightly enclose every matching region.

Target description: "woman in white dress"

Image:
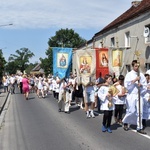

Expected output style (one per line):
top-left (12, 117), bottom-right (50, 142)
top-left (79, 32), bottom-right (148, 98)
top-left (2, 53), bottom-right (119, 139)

top-left (37, 76), bottom-right (45, 98)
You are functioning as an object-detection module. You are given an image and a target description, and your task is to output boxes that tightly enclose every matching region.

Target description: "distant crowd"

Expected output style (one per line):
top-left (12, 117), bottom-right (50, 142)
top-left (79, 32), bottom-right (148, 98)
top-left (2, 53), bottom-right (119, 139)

top-left (1, 60), bottom-right (150, 134)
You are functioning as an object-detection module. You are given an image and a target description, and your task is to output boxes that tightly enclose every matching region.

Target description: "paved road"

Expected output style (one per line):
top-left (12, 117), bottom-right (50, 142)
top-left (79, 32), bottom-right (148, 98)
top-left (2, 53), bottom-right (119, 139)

top-left (0, 89), bottom-right (150, 150)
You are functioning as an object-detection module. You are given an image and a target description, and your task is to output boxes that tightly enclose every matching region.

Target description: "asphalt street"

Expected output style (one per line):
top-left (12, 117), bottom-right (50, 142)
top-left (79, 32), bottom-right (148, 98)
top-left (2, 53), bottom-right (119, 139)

top-left (0, 89), bottom-right (150, 150)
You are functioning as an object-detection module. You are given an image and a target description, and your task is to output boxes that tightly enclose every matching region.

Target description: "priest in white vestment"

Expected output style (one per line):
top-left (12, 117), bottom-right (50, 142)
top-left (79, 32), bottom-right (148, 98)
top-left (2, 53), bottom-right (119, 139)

top-left (122, 60), bottom-right (147, 134)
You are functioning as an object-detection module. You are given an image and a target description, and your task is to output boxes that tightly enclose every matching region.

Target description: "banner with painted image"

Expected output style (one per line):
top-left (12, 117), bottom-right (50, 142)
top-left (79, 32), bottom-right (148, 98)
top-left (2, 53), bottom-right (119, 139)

top-left (95, 48), bottom-right (109, 78)
top-left (99, 50), bottom-right (108, 67)
top-left (112, 49), bottom-right (123, 67)
top-left (73, 49), bottom-right (96, 86)
top-left (53, 47), bottom-right (72, 79)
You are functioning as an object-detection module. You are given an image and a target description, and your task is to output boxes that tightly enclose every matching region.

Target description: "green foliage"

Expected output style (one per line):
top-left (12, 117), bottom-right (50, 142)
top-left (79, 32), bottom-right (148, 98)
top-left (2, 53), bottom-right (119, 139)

top-left (0, 49), bottom-right (6, 78)
top-left (5, 61), bottom-right (17, 75)
top-left (40, 48), bottom-right (53, 76)
top-left (48, 28), bottom-right (86, 48)
top-left (41, 28), bottom-right (86, 75)
top-left (8, 48), bottom-right (34, 73)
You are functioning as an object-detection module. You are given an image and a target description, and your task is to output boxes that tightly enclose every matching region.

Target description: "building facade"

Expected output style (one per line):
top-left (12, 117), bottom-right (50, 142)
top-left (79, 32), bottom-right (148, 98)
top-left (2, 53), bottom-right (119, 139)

top-left (77, 0), bottom-right (150, 77)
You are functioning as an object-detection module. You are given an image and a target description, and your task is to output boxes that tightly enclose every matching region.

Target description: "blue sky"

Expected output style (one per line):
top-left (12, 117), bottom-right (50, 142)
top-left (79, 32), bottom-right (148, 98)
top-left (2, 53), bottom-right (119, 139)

top-left (0, 0), bottom-right (132, 63)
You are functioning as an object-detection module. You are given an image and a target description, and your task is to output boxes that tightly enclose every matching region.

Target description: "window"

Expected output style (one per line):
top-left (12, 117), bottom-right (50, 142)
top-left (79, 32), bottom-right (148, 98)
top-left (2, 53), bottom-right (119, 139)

top-left (126, 64), bottom-right (131, 72)
top-left (145, 63), bottom-right (150, 70)
top-left (111, 37), bottom-right (115, 47)
top-left (125, 31), bottom-right (130, 47)
top-left (144, 25), bottom-right (150, 43)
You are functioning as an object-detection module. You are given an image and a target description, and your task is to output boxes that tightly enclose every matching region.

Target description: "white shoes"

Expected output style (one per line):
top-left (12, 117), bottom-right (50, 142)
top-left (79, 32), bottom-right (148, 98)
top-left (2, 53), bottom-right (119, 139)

top-left (87, 113), bottom-right (91, 118)
top-left (86, 111), bottom-right (95, 118)
top-left (91, 113), bottom-right (95, 118)
top-left (91, 112), bottom-right (95, 118)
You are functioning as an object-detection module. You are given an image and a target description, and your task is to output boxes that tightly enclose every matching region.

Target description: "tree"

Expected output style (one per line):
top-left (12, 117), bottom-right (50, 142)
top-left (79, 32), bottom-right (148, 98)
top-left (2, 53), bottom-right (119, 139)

top-left (0, 49), bottom-right (6, 80)
top-left (40, 48), bottom-right (53, 76)
top-left (8, 48), bottom-right (34, 73)
top-left (48, 28), bottom-right (86, 48)
top-left (40, 28), bottom-right (86, 76)
top-left (5, 61), bottom-right (17, 75)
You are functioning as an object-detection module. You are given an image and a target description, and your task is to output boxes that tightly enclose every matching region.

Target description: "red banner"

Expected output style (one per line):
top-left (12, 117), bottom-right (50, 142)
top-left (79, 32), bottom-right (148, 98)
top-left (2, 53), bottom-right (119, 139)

top-left (95, 48), bottom-right (109, 78)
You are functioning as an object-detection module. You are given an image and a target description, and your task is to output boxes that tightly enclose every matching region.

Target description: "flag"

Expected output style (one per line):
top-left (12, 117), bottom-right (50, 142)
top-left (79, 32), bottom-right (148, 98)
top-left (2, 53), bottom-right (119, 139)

top-left (95, 48), bottom-right (109, 78)
top-left (53, 47), bottom-right (72, 79)
top-left (73, 48), bottom-right (96, 86)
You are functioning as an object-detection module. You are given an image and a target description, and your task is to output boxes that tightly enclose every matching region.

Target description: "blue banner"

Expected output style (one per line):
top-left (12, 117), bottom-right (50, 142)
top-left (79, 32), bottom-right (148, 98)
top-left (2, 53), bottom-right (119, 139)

top-left (53, 47), bottom-right (72, 79)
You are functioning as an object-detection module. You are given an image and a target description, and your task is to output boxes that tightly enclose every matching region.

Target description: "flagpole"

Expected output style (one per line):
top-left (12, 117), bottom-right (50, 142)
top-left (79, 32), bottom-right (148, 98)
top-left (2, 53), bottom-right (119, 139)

top-left (135, 50), bottom-right (142, 129)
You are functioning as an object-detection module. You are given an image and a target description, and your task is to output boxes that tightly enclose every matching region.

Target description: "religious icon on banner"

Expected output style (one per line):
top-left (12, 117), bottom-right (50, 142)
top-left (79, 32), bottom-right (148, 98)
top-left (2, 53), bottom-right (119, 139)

top-left (79, 56), bottom-right (91, 74)
top-left (99, 51), bottom-right (108, 67)
top-left (112, 50), bottom-right (122, 67)
top-left (57, 53), bottom-right (68, 68)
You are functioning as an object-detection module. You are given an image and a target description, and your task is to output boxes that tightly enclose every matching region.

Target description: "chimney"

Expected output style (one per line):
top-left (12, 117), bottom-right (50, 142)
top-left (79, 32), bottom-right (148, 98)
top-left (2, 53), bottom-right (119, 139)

top-left (131, 1), bottom-right (142, 7)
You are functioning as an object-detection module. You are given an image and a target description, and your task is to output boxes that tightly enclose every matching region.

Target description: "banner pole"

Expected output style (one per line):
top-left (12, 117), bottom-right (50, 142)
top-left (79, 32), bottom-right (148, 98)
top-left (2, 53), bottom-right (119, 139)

top-left (135, 50), bottom-right (142, 129)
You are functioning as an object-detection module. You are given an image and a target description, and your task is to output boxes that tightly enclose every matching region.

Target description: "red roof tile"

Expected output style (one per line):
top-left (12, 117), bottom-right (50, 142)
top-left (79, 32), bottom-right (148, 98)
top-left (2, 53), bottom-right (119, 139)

top-left (95, 0), bottom-right (150, 36)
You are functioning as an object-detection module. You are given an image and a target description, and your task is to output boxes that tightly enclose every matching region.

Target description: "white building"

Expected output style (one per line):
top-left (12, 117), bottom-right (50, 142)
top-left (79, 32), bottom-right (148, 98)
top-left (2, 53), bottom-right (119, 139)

top-left (77, 0), bottom-right (150, 76)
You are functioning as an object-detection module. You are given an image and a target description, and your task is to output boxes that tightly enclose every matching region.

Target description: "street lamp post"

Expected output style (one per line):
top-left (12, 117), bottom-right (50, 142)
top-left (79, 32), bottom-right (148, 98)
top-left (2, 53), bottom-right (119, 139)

top-left (0, 23), bottom-right (13, 77)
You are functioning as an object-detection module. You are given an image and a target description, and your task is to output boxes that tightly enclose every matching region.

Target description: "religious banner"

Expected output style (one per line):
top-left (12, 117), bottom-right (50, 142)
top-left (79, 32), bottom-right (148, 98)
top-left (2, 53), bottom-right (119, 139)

top-left (99, 50), bottom-right (108, 67)
top-left (112, 49), bottom-right (123, 67)
top-left (95, 48), bottom-right (109, 78)
top-left (53, 47), bottom-right (72, 79)
top-left (73, 49), bottom-right (96, 86)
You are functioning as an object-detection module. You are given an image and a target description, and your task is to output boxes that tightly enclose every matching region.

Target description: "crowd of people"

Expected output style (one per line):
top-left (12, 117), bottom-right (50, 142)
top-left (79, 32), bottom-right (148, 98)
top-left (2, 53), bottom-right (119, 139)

top-left (1, 60), bottom-right (150, 134)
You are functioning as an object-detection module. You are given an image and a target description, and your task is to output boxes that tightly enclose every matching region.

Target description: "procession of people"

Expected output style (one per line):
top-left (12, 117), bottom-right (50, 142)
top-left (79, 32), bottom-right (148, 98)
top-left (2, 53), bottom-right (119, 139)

top-left (1, 59), bottom-right (150, 135)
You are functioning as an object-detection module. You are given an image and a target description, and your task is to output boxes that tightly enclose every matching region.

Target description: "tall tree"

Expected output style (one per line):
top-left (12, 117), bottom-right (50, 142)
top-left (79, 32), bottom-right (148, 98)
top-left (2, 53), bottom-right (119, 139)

top-left (40, 28), bottom-right (86, 76)
top-left (0, 49), bottom-right (6, 79)
top-left (8, 48), bottom-right (34, 73)
top-left (48, 28), bottom-right (86, 48)
top-left (40, 48), bottom-right (53, 76)
top-left (5, 61), bottom-right (17, 75)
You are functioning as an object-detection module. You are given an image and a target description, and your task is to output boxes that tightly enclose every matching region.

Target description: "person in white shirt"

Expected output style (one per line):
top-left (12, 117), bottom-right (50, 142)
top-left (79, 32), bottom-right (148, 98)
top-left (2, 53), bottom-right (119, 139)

top-left (9, 74), bottom-right (16, 94)
top-left (113, 75), bottom-right (127, 124)
top-left (57, 78), bottom-right (66, 112)
top-left (67, 73), bottom-right (75, 107)
top-left (98, 74), bottom-right (115, 133)
top-left (142, 74), bottom-right (150, 129)
top-left (63, 76), bottom-right (73, 113)
top-left (2, 75), bottom-right (9, 92)
top-left (43, 78), bottom-right (49, 97)
top-left (37, 76), bottom-right (44, 98)
top-left (122, 60), bottom-right (147, 134)
top-left (54, 76), bottom-right (59, 99)
top-left (52, 77), bottom-right (57, 99)
top-left (48, 75), bottom-right (53, 95)
top-left (83, 79), bottom-right (95, 119)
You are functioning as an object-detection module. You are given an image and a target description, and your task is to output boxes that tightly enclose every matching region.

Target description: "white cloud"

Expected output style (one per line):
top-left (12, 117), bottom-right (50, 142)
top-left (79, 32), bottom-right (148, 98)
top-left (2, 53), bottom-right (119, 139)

top-left (0, 0), bottom-right (132, 30)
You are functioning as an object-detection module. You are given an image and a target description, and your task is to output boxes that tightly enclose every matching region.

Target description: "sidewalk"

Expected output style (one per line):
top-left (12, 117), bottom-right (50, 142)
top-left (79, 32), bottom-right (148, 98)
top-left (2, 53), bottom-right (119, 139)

top-left (0, 86), bottom-right (8, 109)
top-left (0, 85), bottom-right (10, 127)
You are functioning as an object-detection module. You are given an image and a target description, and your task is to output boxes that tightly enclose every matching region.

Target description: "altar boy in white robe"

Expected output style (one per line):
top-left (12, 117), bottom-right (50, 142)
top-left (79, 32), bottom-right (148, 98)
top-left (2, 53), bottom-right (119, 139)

top-left (122, 60), bottom-right (147, 134)
top-left (98, 74), bottom-right (115, 133)
top-left (143, 74), bottom-right (150, 128)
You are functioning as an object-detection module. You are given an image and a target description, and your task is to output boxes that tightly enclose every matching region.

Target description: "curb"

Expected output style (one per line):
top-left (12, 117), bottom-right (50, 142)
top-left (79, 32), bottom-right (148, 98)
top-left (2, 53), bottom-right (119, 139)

top-left (0, 92), bottom-right (10, 128)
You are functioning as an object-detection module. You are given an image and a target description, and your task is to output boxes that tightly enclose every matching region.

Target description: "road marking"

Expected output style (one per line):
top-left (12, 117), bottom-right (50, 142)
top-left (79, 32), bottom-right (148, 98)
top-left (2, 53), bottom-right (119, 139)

top-left (94, 112), bottom-right (150, 140)
top-left (131, 129), bottom-right (150, 139)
